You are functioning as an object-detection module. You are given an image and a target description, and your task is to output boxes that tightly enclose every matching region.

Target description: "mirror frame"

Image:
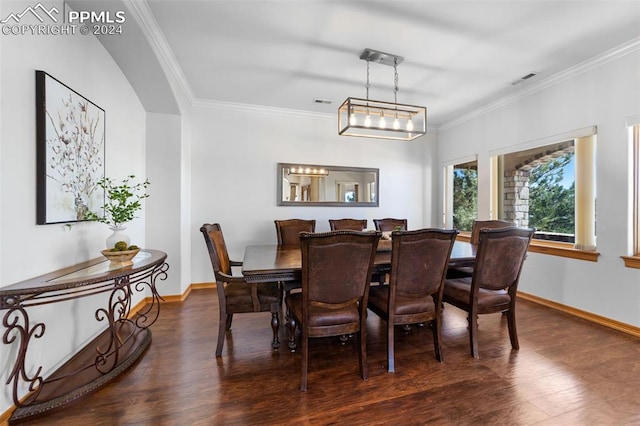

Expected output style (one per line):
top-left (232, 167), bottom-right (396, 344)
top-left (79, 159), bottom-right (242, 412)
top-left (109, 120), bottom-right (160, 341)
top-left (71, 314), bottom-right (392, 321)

top-left (277, 163), bottom-right (379, 207)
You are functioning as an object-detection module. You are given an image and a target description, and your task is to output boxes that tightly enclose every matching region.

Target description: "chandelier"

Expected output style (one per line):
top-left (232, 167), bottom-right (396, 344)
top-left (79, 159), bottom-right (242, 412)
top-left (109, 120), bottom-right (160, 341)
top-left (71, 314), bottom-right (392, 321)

top-left (338, 48), bottom-right (426, 141)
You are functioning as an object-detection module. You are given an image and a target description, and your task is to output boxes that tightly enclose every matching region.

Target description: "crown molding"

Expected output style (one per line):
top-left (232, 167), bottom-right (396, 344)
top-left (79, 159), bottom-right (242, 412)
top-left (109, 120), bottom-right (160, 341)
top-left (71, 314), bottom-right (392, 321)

top-left (125, 0), bottom-right (195, 105)
top-left (439, 37), bottom-right (640, 132)
top-left (191, 97), bottom-right (333, 119)
top-left (192, 98), bottom-right (440, 135)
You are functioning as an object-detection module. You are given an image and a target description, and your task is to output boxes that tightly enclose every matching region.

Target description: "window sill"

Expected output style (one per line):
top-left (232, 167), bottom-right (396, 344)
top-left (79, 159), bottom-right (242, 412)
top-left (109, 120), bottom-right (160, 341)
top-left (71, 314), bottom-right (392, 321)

top-left (456, 233), bottom-right (599, 262)
top-left (622, 256), bottom-right (640, 269)
top-left (528, 240), bottom-right (599, 261)
top-left (456, 232), bottom-right (471, 242)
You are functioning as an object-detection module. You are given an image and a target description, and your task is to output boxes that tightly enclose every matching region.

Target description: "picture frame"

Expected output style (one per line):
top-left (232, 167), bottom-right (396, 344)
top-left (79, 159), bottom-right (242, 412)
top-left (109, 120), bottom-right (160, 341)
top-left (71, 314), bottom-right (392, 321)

top-left (36, 70), bottom-right (105, 224)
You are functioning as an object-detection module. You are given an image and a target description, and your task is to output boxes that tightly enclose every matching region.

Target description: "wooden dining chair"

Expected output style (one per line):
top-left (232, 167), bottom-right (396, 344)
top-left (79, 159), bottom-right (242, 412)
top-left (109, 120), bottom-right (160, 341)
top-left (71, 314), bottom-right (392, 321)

top-left (285, 230), bottom-right (381, 391)
top-left (443, 227), bottom-right (534, 358)
top-left (200, 223), bottom-right (282, 356)
top-left (329, 218), bottom-right (368, 231)
top-left (373, 218), bottom-right (407, 232)
top-left (448, 219), bottom-right (514, 278)
top-left (368, 228), bottom-right (458, 372)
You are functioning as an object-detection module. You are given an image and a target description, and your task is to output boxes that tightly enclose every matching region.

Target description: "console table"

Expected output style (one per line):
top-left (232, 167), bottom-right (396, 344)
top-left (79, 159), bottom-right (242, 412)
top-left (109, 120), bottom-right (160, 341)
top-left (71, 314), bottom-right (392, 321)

top-left (0, 249), bottom-right (168, 424)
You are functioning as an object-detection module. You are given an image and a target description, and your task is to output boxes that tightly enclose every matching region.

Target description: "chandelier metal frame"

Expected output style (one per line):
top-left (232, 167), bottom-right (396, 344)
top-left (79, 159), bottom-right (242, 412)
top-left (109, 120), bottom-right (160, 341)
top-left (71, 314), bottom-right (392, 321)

top-left (338, 48), bottom-right (426, 141)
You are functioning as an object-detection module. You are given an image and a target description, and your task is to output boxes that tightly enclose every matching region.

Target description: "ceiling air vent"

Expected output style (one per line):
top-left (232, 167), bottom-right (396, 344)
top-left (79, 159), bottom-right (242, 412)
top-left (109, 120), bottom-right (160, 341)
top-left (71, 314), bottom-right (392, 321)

top-left (313, 99), bottom-right (332, 104)
top-left (511, 72), bottom-right (537, 85)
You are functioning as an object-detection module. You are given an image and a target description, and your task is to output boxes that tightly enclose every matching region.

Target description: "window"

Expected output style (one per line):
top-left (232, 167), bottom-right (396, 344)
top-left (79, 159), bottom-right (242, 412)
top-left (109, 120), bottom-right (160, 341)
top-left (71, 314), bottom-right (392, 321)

top-left (492, 130), bottom-right (597, 255)
top-left (495, 140), bottom-right (576, 242)
top-left (453, 161), bottom-right (478, 231)
top-left (443, 158), bottom-right (477, 231)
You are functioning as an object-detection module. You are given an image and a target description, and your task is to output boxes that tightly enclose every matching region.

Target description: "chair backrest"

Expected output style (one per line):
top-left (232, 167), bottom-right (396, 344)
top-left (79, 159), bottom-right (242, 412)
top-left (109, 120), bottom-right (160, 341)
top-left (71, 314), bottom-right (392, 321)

top-left (200, 223), bottom-right (231, 276)
top-left (470, 220), bottom-right (513, 245)
top-left (329, 218), bottom-right (368, 231)
top-left (390, 228), bottom-right (458, 298)
top-left (275, 219), bottom-right (316, 246)
top-left (300, 230), bottom-right (380, 308)
top-left (473, 227), bottom-right (534, 292)
top-left (373, 218), bottom-right (407, 232)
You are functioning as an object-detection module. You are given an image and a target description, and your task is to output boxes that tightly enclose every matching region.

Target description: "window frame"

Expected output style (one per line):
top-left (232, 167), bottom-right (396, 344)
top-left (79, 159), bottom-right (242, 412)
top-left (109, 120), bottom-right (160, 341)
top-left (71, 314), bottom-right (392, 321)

top-left (622, 121), bottom-right (640, 268)
top-left (442, 155), bottom-right (477, 230)
top-left (489, 126), bottom-right (599, 262)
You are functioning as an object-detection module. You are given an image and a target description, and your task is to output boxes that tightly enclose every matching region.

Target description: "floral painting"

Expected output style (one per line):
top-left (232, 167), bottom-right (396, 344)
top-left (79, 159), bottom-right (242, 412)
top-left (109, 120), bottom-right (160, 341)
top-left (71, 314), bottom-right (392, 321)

top-left (36, 71), bottom-right (105, 224)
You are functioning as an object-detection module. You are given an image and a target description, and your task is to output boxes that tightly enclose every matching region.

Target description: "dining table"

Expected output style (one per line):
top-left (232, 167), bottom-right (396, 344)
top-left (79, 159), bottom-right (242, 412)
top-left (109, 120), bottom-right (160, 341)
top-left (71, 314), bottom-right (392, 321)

top-left (242, 240), bottom-right (476, 283)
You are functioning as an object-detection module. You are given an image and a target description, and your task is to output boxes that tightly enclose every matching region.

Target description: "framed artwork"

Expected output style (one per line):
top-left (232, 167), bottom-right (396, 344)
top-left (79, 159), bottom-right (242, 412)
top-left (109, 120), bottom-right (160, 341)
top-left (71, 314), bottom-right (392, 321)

top-left (36, 70), bottom-right (105, 224)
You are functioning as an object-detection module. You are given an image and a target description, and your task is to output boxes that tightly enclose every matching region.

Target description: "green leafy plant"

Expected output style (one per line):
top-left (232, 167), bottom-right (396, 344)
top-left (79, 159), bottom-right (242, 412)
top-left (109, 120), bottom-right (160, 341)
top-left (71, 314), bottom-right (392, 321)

top-left (86, 175), bottom-right (150, 228)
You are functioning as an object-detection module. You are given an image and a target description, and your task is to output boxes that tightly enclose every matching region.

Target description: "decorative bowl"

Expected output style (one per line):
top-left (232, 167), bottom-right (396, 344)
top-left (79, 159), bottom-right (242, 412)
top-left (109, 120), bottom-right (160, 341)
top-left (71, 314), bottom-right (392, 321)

top-left (100, 248), bottom-right (140, 267)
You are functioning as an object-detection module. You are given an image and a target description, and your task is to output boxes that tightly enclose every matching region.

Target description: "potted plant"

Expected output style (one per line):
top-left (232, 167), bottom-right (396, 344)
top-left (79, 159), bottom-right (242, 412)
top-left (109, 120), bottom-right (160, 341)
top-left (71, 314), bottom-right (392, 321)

top-left (86, 175), bottom-right (150, 249)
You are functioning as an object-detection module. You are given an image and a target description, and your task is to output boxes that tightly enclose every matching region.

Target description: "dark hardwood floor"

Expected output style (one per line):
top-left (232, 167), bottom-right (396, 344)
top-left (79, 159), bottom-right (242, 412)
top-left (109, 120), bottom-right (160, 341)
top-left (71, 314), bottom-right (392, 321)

top-left (12, 288), bottom-right (640, 425)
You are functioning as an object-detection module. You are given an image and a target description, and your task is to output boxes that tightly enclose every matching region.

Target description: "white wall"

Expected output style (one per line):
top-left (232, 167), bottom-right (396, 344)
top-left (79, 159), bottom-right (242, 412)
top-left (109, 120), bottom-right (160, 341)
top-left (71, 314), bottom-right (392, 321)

top-left (145, 112), bottom-right (184, 295)
top-left (437, 46), bottom-right (640, 326)
top-left (189, 104), bottom-right (430, 284)
top-left (0, 0), bottom-right (147, 413)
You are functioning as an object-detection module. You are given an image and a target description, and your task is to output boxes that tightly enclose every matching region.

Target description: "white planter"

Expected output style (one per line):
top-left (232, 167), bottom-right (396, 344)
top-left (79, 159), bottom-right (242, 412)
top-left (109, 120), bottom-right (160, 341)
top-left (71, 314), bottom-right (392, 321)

top-left (106, 225), bottom-right (130, 249)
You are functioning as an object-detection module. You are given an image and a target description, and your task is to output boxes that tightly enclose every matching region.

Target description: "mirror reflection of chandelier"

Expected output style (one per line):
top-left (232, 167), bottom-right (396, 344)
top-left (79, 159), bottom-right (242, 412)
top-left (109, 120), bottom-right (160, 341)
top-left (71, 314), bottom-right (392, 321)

top-left (287, 166), bottom-right (329, 176)
top-left (338, 48), bottom-right (427, 141)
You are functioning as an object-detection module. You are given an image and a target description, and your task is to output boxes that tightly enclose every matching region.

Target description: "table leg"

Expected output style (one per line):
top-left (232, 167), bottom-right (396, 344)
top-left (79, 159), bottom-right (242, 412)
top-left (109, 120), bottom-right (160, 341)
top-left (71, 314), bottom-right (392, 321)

top-left (270, 302), bottom-right (280, 349)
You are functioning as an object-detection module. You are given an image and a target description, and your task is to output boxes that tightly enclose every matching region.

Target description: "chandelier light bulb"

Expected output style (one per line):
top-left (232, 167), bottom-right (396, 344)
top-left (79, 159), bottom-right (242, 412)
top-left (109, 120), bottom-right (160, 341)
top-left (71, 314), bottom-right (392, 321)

top-left (349, 113), bottom-right (357, 126)
top-left (379, 112), bottom-right (386, 129)
top-left (364, 114), bottom-right (372, 127)
top-left (406, 118), bottom-right (414, 132)
top-left (393, 113), bottom-right (400, 130)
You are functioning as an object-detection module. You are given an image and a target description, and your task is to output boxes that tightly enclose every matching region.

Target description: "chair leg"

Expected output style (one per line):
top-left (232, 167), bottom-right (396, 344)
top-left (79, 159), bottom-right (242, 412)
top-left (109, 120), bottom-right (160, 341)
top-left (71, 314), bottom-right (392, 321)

top-left (359, 327), bottom-right (368, 381)
top-left (506, 308), bottom-right (519, 350)
top-left (225, 314), bottom-right (233, 330)
top-left (432, 317), bottom-right (443, 363)
top-left (468, 311), bottom-right (479, 358)
top-left (270, 302), bottom-right (280, 349)
top-left (300, 330), bottom-right (308, 392)
top-left (387, 320), bottom-right (395, 373)
top-left (216, 310), bottom-right (228, 357)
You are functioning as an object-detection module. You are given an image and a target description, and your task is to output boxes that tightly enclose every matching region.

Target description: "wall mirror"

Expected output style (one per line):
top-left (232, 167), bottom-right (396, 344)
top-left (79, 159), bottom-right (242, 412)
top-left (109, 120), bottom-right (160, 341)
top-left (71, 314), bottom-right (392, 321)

top-left (277, 163), bottom-right (379, 207)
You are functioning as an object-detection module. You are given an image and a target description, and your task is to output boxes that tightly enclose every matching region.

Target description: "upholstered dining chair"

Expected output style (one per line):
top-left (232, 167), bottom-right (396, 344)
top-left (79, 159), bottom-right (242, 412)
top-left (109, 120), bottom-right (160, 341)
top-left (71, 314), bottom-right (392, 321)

top-left (200, 223), bottom-right (282, 357)
top-left (285, 230), bottom-right (381, 391)
top-left (469, 220), bottom-right (514, 245)
top-left (274, 219), bottom-right (316, 312)
top-left (448, 219), bottom-right (514, 279)
top-left (373, 218), bottom-right (408, 232)
top-left (329, 218), bottom-right (385, 288)
top-left (329, 218), bottom-right (368, 231)
top-left (274, 219), bottom-right (316, 246)
top-left (443, 227), bottom-right (534, 358)
top-left (368, 228), bottom-right (458, 372)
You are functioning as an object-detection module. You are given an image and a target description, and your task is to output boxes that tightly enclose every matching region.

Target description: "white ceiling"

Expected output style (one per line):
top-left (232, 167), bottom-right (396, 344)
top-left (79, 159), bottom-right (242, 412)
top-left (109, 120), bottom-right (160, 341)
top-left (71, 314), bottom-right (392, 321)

top-left (143, 0), bottom-right (640, 128)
